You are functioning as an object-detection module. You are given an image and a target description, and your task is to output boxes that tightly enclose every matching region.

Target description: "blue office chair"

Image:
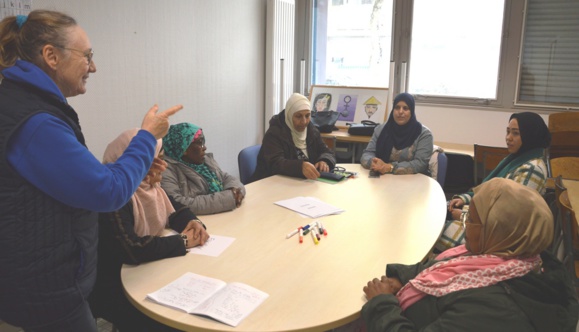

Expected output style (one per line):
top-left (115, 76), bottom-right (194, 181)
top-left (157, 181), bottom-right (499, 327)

top-left (238, 144), bottom-right (261, 185)
top-left (437, 152), bottom-right (448, 188)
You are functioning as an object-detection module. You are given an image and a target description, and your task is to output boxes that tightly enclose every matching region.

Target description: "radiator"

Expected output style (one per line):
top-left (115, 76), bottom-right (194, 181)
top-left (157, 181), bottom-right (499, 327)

top-left (265, 0), bottom-right (295, 132)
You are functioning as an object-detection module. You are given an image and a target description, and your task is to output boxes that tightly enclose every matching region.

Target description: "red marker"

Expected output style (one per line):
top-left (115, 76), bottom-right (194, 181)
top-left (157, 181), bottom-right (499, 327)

top-left (319, 221), bottom-right (328, 236)
top-left (298, 227), bottom-right (303, 243)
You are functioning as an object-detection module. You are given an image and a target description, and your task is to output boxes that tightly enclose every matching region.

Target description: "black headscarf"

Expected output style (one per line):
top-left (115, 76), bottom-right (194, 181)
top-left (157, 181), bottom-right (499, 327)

top-left (509, 112), bottom-right (551, 155)
top-left (375, 93), bottom-right (422, 162)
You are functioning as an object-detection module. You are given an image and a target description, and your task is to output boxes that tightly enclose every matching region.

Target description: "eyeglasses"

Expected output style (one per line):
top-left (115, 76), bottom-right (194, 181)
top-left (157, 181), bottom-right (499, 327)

top-left (54, 45), bottom-right (94, 65)
top-left (460, 210), bottom-right (483, 229)
top-left (191, 138), bottom-right (206, 148)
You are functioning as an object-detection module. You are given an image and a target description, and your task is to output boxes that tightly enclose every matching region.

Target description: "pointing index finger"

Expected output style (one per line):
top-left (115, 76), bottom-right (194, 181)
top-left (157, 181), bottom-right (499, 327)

top-left (158, 104), bottom-right (183, 118)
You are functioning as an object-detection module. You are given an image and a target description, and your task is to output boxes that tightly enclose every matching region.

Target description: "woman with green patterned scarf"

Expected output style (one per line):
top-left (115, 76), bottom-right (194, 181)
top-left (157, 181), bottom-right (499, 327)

top-left (161, 123), bottom-right (245, 215)
top-left (433, 112), bottom-right (551, 253)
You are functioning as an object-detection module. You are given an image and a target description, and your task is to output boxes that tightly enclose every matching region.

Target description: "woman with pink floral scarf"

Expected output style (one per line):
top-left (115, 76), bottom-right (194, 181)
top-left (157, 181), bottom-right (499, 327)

top-left (361, 178), bottom-right (578, 332)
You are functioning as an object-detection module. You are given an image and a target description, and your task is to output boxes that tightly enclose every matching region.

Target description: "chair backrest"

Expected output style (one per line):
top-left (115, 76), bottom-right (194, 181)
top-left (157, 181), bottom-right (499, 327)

top-left (556, 180), bottom-right (579, 281)
top-left (238, 144), bottom-right (261, 185)
top-left (547, 176), bottom-right (567, 259)
top-left (548, 111), bottom-right (579, 133)
top-left (550, 157), bottom-right (579, 180)
top-left (473, 144), bottom-right (510, 185)
top-left (548, 131), bottom-right (579, 160)
top-left (321, 135), bottom-right (337, 154)
top-left (436, 152), bottom-right (448, 188)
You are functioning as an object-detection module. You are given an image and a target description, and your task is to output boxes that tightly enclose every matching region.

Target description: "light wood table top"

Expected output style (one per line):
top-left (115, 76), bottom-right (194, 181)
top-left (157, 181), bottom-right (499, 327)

top-left (320, 128), bottom-right (474, 157)
top-left (121, 164), bottom-right (447, 332)
top-left (320, 128), bottom-right (372, 144)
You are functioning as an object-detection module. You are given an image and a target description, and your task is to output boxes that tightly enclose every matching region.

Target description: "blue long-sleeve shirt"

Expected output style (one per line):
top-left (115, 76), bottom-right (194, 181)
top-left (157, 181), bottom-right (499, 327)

top-left (4, 60), bottom-right (155, 212)
top-left (7, 113), bottom-right (155, 212)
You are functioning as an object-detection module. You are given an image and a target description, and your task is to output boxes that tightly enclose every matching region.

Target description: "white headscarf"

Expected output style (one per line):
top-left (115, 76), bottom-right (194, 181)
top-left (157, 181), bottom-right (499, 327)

top-left (102, 129), bottom-right (175, 237)
top-left (284, 93), bottom-right (311, 154)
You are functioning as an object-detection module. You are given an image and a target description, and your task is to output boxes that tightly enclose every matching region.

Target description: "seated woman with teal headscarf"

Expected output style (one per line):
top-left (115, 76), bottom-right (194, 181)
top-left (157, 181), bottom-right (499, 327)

top-left (434, 112), bottom-right (551, 252)
top-left (161, 123), bottom-right (245, 215)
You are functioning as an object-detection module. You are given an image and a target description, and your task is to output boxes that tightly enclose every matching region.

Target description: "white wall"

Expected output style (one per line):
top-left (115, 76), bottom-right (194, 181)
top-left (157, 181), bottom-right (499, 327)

top-left (419, 105), bottom-right (550, 148)
top-left (35, 0), bottom-right (266, 176)
top-left (33, 0), bottom-right (554, 176)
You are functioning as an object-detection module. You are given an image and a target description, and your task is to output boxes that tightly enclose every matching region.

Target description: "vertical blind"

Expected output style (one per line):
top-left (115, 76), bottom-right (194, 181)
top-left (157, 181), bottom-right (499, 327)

top-left (519, 0), bottom-right (579, 107)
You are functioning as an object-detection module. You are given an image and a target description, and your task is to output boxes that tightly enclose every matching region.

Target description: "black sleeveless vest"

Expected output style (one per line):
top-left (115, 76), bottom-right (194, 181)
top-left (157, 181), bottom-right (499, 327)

top-left (0, 79), bottom-right (98, 327)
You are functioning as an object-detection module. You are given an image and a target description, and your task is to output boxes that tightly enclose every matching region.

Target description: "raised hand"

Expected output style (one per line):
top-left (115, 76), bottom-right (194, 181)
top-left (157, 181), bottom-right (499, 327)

top-left (141, 104), bottom-right (183, 139)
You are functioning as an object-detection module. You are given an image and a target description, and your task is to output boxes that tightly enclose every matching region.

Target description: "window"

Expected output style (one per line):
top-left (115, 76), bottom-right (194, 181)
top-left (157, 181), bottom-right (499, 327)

top-left (312, 0), bottom-right (393, 87)
top-left (408, 0), bottom-right (504, 99)
top-left (310, 0), bottom-right (579, 110)
top-left (517, 0), bottom-right (579, 107)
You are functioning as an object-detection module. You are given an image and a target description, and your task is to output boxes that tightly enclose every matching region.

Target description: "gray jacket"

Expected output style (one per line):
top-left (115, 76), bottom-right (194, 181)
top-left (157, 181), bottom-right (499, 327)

top-left (161, 153), bottom-right (245, 215)
top-left (360, 124), bottom-right (433, 175)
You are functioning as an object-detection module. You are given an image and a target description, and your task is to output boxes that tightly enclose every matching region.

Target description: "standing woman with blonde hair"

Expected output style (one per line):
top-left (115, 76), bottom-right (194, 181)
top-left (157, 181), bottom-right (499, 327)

top-left (0, 11), bottom-right (181, 331)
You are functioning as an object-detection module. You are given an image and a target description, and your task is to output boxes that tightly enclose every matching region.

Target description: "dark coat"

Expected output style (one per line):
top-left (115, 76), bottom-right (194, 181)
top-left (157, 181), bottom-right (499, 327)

top-left (89, 197), bottom-right (199, 331)
top-left (251, 110), bottom-right (336, 182)
top-left (362, 252), bottom-right (579, 332)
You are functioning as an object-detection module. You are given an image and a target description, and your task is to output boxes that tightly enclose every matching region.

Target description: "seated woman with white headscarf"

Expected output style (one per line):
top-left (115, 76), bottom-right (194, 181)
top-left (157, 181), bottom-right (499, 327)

top-left (89, 128), bottom-right (210, 332)
top-left (361, 178), bottom-right (578, 332)
top-left (251, 93), bottom-right (336, 182)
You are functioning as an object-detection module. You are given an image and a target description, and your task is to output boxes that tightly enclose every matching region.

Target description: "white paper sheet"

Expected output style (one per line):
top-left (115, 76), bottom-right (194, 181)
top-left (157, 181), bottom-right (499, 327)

top-left (274, 196), bottom-right (344, 218)
top-left (188, 235), bottom-right (235, 257)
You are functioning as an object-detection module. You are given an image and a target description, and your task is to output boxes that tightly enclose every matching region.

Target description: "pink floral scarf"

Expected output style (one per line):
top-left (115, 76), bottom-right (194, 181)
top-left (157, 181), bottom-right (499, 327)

top-left (396, 245), bottom-right (542, 311)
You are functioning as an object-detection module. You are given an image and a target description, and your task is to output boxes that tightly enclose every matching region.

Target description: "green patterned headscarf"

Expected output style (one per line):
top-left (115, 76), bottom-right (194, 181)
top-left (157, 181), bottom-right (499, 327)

top-left (163, 123), bottom-right (224, 193)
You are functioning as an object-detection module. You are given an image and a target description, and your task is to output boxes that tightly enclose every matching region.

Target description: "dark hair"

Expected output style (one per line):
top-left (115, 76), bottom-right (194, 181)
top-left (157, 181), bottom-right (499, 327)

top-left (509, 112), bottom-right (551, 154)
top-left (313, 93), bottom-right (332, 112)
top-left (0, 10), bottom-right (76, 71)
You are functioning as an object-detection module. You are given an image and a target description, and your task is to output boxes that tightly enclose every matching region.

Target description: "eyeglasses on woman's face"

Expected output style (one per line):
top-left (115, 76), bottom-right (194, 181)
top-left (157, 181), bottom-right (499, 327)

top-left (460, 210), bottom-right (483, 229)
top-left (191, 136), bottom-right (206, 149)
top-left (54, 45), bottom-right (94, 65)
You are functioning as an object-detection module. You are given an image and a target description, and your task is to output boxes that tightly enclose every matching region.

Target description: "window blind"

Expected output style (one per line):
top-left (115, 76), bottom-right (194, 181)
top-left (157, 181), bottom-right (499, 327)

top-left (519, 0), bottom-right (579, 106)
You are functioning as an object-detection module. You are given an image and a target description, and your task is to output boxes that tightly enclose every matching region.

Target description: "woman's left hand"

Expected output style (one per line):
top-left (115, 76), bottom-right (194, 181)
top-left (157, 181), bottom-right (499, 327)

top-left (315, 161), bottom-right (329, 173)
top-left (451, 208), bottom-right (463, 221)
top-left (144, 157), bottom-right (168, 184)
top-left (231, 188), bottom-right (244, 207)
top-left (363, 276), bottom-right (402, 300)
top-left (370, 158), bottom-right (391, 174)
top-left (182, 220), bottom-right (209, 248)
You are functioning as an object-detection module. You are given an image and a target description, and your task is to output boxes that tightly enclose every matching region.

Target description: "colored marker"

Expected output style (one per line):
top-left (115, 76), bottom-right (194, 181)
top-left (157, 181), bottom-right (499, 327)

top-left (313, 227), bottom-right (321, 241)
top-left (311, 229), bottom-right (319, 245)
top-left (319, 221), bottom-right (328, 236)
top-left (299, 227), bottom-right (303, 243)
top-left (286, 228), bottom-right (299, 239)
top-left (301, 221), bottom-right (318, 232)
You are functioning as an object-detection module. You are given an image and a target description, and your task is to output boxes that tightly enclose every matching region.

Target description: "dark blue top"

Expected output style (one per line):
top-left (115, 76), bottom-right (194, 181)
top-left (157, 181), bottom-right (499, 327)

top-left (3, 60), bottom-right (156, 212)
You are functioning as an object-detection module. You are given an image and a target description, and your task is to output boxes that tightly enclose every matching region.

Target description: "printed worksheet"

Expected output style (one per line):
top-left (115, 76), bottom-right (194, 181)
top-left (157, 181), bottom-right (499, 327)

top-left (147, 272), bottom-right (268, 327)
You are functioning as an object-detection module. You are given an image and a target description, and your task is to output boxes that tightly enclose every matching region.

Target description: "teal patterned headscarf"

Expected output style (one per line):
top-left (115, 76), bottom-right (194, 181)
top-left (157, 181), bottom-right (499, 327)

top-left (163, 123), bottom-right (224, 193)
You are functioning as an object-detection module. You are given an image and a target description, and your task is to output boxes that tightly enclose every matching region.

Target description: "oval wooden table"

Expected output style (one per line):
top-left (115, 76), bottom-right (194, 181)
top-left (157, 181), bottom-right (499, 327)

top-left (121, 164), bottom-right (447, 332)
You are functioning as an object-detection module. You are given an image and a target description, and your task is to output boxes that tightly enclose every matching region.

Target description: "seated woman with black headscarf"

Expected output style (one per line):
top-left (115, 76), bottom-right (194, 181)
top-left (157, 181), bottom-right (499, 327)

top-left (251, 93), bottom-right (336, 182)
top-left (435, 112), bottom-right (550, 252)
top-left (362, 178), bottom-right (578, 332)
top-left (360, 93), bottom-right (433, 175)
